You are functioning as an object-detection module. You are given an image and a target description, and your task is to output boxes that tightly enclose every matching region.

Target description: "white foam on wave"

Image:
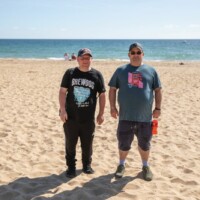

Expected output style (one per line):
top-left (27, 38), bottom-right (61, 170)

top-left (48, 57), bottom-right (64, 60)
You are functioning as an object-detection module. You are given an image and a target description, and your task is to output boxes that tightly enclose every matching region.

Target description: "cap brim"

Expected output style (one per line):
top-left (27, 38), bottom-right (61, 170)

top-left (80, 53), bottom-right (92, 57)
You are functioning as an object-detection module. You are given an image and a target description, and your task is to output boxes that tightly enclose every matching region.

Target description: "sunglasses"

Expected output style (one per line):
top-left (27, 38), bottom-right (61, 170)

top-left (130, 51), bottom-right (142, 55)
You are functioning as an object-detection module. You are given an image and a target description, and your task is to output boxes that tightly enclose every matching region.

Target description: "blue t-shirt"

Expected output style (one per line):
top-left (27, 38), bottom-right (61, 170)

top-left (108, 64), bottom-right (161, 122)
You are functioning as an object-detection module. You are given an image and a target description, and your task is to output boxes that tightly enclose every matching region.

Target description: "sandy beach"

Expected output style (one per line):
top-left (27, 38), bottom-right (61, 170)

top-left (0, 59), bottom-right (200, 200)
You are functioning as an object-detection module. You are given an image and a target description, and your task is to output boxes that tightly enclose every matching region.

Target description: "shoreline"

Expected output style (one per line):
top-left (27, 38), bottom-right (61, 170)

top-left (1, 57), bottom-right (200, 62)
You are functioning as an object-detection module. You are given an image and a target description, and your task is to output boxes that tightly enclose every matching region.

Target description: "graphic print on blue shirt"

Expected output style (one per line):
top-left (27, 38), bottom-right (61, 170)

top-left (128, 72), bottom-right (143, 88)
top-left (74, 86), bottom-right (90, 107)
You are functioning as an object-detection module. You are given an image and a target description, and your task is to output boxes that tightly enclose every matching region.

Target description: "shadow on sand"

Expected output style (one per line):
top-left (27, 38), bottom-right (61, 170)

top-left (0, 170), bottom-right (142, 200)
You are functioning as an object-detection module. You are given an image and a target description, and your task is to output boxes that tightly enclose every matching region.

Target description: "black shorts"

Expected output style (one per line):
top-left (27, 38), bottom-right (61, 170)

top-left (117, 120), bottom-right (152, 151)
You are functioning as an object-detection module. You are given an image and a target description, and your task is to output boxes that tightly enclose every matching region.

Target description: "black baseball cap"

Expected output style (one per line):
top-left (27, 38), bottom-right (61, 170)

top-left (78, 48), bottom-right (92, 57)
top-left (129, 43), bottom-right (143, 52)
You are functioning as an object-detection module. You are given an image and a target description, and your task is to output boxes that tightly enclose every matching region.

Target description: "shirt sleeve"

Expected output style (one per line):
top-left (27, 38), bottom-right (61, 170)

top-left (60, 69), bottom-right (72, 88)
top-left (152, 70), bottom-right (162, 90)
top-left (97, 71), bottom-right (106, 93)
top-left (108, 69), bottom-right (119, 89)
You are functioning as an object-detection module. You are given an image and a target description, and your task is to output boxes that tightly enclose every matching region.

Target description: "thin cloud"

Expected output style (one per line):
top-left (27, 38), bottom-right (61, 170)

top-left (163, 24), bottom-right (179, 29)
top-left (189, 24), bottom-right (200, 28)
top-left (60, 28), bottom-right (67, 32)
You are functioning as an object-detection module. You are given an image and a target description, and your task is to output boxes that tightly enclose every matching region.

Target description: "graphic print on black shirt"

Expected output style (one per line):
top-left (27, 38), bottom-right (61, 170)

top-left (71, 77), bottom-right (95, 107)
top-left (72, 78), bottom-right (94, 107)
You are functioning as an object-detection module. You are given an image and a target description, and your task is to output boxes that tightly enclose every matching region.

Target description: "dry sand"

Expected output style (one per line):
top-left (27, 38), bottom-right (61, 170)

top-left (0, 59), bottom-right (200, 200)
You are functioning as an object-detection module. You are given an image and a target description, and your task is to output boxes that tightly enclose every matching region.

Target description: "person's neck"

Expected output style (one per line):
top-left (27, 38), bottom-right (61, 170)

top-left (78, 66), bottom-right (91, 72)
top-left (130, 62), bottom-right (143, 67)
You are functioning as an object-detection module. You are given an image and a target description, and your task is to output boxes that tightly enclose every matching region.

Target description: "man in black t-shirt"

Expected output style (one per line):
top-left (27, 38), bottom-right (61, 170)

top-left (59, 48), bottom-right (106, 178)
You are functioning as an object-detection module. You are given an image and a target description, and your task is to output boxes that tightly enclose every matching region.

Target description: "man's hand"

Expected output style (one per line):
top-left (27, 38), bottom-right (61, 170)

top-left (152, 109), bottom-right (161, 118)
top-left (59, 109), bottom-right (68, 123)
top-left (110, 107), bottom-right (119, 119)
top-left (96, 114), bottom-right (104, 125)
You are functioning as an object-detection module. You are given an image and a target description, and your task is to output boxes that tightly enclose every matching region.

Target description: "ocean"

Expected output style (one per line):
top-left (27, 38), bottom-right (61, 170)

top-left (0, 39), bottom-right (200, 61)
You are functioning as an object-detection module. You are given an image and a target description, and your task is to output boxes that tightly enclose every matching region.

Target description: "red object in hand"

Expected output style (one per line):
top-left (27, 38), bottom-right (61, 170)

top-left (152, 119), bottom-right (158, 135)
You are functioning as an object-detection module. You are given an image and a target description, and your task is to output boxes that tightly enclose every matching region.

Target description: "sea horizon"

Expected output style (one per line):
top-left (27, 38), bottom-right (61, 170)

top-left (1, 39), bottom-right (200, 61)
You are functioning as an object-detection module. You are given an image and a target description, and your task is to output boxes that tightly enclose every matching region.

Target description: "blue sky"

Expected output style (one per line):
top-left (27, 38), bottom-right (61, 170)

top-left (0, 0), bottom-right (200, 39)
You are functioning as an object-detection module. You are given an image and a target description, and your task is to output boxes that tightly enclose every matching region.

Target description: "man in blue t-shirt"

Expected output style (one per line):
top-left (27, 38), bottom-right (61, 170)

top-left (108, 43), bottom-right (162, 181)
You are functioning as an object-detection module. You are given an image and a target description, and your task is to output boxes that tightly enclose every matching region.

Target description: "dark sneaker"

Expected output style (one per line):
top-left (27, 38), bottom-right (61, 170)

top-left (82, 165), bottom-right (94, 174)
top-left (114, 164), bottom-right (125, 178)
top-left (142, 166), bottom-right (153, 181)
top-left (66, 168), bottom-right (76, 178)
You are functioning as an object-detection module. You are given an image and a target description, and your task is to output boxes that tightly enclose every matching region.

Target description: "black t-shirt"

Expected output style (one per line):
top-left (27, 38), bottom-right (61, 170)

top-left (60, 67), bottom-right (106, 122)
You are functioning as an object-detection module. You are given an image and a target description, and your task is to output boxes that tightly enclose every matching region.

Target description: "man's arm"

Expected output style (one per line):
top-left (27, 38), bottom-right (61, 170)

top-left (109, 87), bottom-right (119, 119)
top-left (153, 88), bottom-right (162, 118)
top-left (96, 92), bottom-right (106, 125)
top-left (59, 87), bottom-right (68, 122)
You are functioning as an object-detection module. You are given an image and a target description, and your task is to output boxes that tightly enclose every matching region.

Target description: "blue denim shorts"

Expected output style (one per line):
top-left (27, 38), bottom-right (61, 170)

top-left (117, 120), bottom-right (152, 151)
